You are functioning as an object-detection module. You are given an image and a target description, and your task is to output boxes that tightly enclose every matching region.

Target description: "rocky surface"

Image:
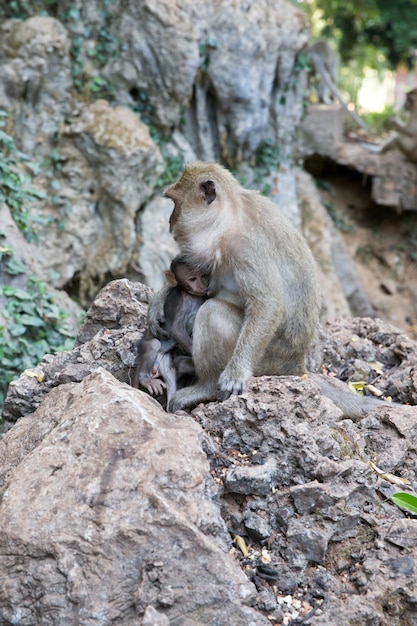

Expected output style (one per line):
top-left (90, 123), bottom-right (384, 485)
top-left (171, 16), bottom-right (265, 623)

top-left (298, 104), bottom-right (417, 212)
top-left (2, 279), bottom-right (417, 624)
top-left (0, 16), bottom-right (72, 155)
top-left (86, 0), bottom-right (309, 161)
top-left (2, 279), bottom-right (151, 423)
top-left (296, 169), bottom-right (374, 320)
top-left (0, 368), bottom-right (263, 625)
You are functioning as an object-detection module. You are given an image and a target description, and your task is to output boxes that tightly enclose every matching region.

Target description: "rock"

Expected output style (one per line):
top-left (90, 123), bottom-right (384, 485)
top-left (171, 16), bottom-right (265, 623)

top-left (75, 278), bottom-right (153, 345)
top-left (190, 0), bottom-right (309, 161)
top-left (34, 100), bottom-right (164, 293)
top-left (2, 279), bottom-right (151, 424)
top-left (285, 520), bottom-right (331, 566)
top-left (385, 519), bottom-right (417, 549)
top-left (314, 316), bottom-right (417, 405)
top-left (297, 104), bottom-right (345, 159)
top-left (297, 169), bottom-right (354, 320)
top-left (289, 481), bottom-right (339, 515)
top-left (298, 104), bottom-right (417, 212)
top-left (0, 16), bottom-right (72, 155)
top-left (225, 458), bottom-right (279, 496)
top-left (336, 141), bottom-right (417, 212)
top-left (2, 280), bottom-right (417, 624)
top-left (0, 7), bottom-right (354, 317)
top-left (243, 510), bottom-right (273, 541)
top-left (0, 369), bottom-right (266, 625)
top-left (71, 0), bottom-right (309, 160)
top-left (134, 195), bottom-right (179, 291)
top-left (192, 374), bottom-right (417, 624)
top-left (104, 0), bottom-right (202, 129)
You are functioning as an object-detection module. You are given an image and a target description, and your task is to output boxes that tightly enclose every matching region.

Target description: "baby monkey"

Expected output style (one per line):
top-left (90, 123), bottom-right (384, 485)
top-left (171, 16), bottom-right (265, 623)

top-left (132, 255), bottom-right (210, 410)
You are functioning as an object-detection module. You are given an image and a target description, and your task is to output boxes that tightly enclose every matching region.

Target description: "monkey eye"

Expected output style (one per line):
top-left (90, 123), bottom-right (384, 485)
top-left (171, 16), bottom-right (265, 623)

top-left (189, 277), bottom-right (197, 282)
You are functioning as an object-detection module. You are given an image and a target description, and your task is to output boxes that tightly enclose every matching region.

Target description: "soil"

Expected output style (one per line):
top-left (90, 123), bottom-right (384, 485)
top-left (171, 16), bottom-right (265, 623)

top-left (309, 163), bottom-right (417, 339)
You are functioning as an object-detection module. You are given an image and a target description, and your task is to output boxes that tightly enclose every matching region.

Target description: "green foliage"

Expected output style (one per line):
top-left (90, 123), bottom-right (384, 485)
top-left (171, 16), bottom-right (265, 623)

top-left (323, 200), bottom-right (354, 231)
top-left (199, 37), bottom-right (217, 72)
top-left (397, 214), bottom-right (417, 263)
top-left (88, 75), bottom-right (115, 100)
top-left (361, 106), bottom-right (397, 135)
top-left (389, 492), bottom-right (417, 515)
top-left (295, 51), bottom-right (310, 73)
top-left (0, 1), bottom-right (119, 99)
top-left (156, 153), bottom-right (185, 188)
top-left (302, 0), bottom-right (417, 70)
top-left (254, 139), bottom-right (281, 172)
top-left (0, 113), bottom-right (77, 416)
top-left (0, 0), bottom-right (57, 20)
top-left (251, 139), bottom-right (281, 194)
top-left (62, 4), bottom-right (118, 99)
top-left (0, 111), bottom-right (47, 242)
top-left (130, 91), bottom-right (156, 126)
top-left (0, 253), bottom-right (77, 413)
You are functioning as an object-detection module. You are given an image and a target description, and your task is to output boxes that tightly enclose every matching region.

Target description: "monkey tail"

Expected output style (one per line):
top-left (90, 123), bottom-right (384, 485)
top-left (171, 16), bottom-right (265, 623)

top-left (310, 373), bottom-right (389, 419)
top-left (313, 58), bottom-right (369, 131)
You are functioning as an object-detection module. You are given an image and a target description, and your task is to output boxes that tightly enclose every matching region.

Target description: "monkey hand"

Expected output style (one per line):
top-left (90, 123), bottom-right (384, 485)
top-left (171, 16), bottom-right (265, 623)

top-left (146, 379), bottom-right (167, 397)
top-left (218, 368), bottom-right (249, 401)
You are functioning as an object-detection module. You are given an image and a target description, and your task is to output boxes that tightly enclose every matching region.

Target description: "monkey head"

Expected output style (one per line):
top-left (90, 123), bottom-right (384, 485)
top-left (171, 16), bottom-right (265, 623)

top-left (405, 88), bottom-right (417, 112)
top-left (164, 162), bottom-right (238, 234)
top-left (164, 257), bottom-right (209, 297)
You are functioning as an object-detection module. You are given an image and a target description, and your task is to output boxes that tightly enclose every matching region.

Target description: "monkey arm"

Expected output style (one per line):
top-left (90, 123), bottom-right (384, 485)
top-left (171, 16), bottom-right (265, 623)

top-left (170, 326), bottom-right (192, 354)
top-left (390, 118), bottom-right (415, 136)
top-left (148, 285), bottom-right (171, 339)
top-left (169, 296), bottom-right (199, 354)
top-left (361, 136), bottom-right (398, 154)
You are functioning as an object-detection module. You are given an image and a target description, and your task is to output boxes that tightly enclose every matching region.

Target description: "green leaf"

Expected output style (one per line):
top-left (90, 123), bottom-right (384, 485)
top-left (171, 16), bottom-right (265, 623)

top-left (19, 314), bottom-right (45, 327)
top-left (8, 323), bottom-right (27, 337)
top-left (6, 257), bottom-right (27, 275)
top-left (2, 286), bottom-right (33, 300)
top-left (389, 492), bottom-right (417, 515)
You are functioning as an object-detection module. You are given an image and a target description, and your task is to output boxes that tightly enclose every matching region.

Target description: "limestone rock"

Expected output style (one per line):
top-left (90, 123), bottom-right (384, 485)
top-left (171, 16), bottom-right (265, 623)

top-left (0, 368), bottom-right (265, 625)
top-left (134, 195), bottom-right (179, 292)
top-left (29, 100), bottom-right (164, 293)
top-left (192, 375), bottom-right (417, 624)
top-left (2, 278), bottom-right (417, 624)
top-left (67, 0), bottom-right (309, 160)
top-left (298, 104), bottom-right (417, 212)
top-left (297, 169), bottom-right (374, 319)
top-left (2, 279), bottom-right (151, 423)
top-left (0, 16), bottom-right (72, 155)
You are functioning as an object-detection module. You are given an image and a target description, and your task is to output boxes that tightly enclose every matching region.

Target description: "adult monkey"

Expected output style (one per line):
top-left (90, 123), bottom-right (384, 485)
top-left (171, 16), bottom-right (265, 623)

top-left (148, 162), bottom-right (322, 412)
top-left (362, 88), bottom-right (417, 162)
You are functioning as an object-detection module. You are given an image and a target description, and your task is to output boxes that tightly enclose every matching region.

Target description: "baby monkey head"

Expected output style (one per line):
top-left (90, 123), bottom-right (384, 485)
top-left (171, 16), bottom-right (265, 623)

top-left (164, 256), bottom-right (209, 297)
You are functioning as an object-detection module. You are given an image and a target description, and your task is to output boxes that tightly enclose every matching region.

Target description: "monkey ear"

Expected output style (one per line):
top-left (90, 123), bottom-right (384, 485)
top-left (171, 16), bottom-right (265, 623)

top-left (164, 269), bottom-right (177, 287)
top-left (199, 180), bottom-right (216, 205)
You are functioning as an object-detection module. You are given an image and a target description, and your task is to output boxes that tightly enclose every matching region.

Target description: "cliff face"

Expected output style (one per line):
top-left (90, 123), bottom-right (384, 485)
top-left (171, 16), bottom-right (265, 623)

top-left (0, 2), bottom-right (310, 296)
